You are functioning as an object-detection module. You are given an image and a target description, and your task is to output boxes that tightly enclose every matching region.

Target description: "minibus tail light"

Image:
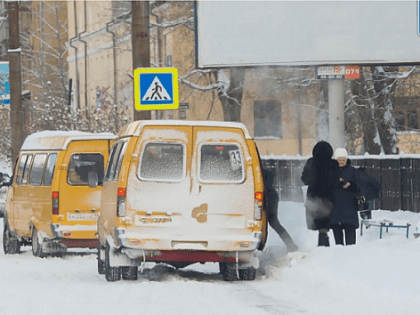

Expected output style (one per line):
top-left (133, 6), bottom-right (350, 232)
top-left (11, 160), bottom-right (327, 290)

top-left (254, 192), bottom-right (263, 221)
top-left (117, 187), bottom-right (126, 197)
top-left (117, 187), bottom-right (126, 217)
top-left (52, 191), bottom-right (59, 215)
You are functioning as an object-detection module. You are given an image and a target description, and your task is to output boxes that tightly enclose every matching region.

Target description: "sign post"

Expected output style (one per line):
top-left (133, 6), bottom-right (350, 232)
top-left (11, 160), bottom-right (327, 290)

top-left (134, 67), bottom-right (179, 111)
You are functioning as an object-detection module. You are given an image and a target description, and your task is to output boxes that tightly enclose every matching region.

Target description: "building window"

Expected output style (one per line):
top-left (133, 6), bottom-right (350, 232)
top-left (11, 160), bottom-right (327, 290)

top-left (394, 97), bottom-right (420, 132)
top-left (112, 1), bottom-right (130, 19)
top-left (254, 100), bottom-right (282, 138)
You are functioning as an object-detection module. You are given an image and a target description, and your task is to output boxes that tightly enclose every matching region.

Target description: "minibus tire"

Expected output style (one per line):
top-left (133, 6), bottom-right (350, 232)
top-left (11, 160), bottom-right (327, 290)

top-left (3, 223), bottom-right (20, 254)
top-left (105, 242), bottom-right (121, 282)
top-left (32, 228), bottom-right (46, 258)
top-left (222, 267), bottom-right (239, 281)
top-left (122, 266), bottom-right (138, 281)
top-left (97, 247), bottom-right (106, 275)
top-left (219, 262), bottom-right (227, 274)
top-left (239, 267), bottom-right (256, 281)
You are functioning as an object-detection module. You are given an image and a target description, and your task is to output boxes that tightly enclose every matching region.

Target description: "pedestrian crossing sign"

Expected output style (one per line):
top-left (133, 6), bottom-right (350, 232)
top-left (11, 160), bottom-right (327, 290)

top-left (134, 67), bottom-right (179, 110)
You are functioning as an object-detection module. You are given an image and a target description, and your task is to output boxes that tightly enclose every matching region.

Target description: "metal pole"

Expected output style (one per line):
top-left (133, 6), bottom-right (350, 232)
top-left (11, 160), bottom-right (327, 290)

top-left (132, 0), bottom-right (151, 121)
top-left (297, 88), bottom-right (302, 155)
top-left (328, 79), bottom-right (345, 150)
top-left (8, 1), bottom-right (24, 167)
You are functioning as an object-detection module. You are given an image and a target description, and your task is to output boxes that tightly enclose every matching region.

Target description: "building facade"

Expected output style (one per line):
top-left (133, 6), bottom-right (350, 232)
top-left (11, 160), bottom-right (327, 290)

top-left (1, 1), bottom-right (419, 158)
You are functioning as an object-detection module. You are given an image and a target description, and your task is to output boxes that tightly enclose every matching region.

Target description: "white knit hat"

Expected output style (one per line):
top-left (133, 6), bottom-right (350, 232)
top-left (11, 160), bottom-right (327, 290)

top-left (334, 148), bottom-right (348, 159)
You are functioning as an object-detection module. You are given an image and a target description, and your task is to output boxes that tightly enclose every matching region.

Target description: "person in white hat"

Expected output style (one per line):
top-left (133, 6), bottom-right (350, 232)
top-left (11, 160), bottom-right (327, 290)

top-left (330, 148), bottom-right (361, 245)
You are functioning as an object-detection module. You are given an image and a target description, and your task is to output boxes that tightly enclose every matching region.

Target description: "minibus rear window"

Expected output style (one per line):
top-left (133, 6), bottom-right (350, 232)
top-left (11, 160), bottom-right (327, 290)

top-left (199, 144), bottom-right (245, 183)
top-left (67, 153), bottom-right (104, 186)
top-left (139, 142), bottom-right (184, 181)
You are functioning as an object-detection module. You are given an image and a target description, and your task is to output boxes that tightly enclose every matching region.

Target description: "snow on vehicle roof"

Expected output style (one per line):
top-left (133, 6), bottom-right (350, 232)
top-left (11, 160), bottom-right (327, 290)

top-left (119, 120), bottom-right (253, 139)
top-left (20, 130), bottom-right (116, 151)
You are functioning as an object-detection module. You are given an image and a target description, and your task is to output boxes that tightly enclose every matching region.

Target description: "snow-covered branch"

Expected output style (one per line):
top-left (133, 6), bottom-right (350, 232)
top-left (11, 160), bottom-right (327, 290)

top-left (150, 17), bottom-right (194, 30)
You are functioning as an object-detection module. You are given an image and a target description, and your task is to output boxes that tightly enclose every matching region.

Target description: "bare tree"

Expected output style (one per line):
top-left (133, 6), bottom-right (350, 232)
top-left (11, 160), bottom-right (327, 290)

top-left (19, 1), bottom-right (69, 133)
top-left (216, 68), bottom-right (245, 122)
top-left (347, 66), bottom-right (418, 154)
top-left (371, 66), bottom-right (399, 154)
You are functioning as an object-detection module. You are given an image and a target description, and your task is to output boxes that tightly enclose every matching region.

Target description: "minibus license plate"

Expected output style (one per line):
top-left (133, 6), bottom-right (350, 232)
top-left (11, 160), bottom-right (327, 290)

top-left (134, 215), bottom-right (173, 226)
top-left (67, 213), bottom-right (99, 221)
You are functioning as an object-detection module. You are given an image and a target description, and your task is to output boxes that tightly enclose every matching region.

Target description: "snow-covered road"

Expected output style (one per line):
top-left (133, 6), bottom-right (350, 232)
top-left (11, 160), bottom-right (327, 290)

top-left (2, 202), bottom-right (420, 315)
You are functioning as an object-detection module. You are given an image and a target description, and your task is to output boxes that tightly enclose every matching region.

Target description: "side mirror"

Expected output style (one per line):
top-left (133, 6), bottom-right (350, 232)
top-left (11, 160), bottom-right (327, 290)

top-left (88, 171), bottom-right (98, 188)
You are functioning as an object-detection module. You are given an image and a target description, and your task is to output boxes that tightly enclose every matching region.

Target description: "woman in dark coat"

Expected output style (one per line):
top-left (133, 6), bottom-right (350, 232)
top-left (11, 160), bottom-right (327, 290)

top-left (301, 141), bottom-right (341, 246)
top-left (330, 148), bottom-right (361, 246)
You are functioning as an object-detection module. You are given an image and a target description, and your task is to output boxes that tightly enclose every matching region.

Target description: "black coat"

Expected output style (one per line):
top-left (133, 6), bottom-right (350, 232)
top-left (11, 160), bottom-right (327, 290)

top-left (263, 168), bottom-right (279, 215)
top-left (331, 159), bottom-right (361, 228)
top-left (301, 141), bottom-right (341, 231)
top-left (358, 168), bottom-right (381, 201)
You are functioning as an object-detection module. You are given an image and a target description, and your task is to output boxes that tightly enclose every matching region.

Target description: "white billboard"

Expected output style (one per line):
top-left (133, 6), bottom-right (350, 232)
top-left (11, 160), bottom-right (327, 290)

top-left (195, 1), bottom-right (420, 68)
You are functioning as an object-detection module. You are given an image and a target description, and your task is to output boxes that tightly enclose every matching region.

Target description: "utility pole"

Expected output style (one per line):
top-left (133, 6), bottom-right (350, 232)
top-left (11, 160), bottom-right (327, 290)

top-left (8, 1), bottom-right (24, 166)
top-left (328, 80), bottom-right (345, 150)
top-left (132, 0), bottom-right (151, 121)
top-left (297, 89), bottom-right (302, 156)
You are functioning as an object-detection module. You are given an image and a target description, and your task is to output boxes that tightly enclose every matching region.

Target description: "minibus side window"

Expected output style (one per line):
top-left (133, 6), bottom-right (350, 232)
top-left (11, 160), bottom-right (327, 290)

top-left (16, 154), bottom-right (29, 185)
top-left (43, 153), bottom-right (57, 186)
top-left (29, 153), bottom-right (47, 186)
top-left (139, 142), bottom-right (184, 181)
top-left (199, 144), bottom-right (245, 183)
top-left (105, 143), bottom-right (122, 181)
top-left (67, 153), bottom-right (104, 186)
top-left (21, 154), bottom-right (33, 185)
top-left (114, 142), bottom-right (127, 181)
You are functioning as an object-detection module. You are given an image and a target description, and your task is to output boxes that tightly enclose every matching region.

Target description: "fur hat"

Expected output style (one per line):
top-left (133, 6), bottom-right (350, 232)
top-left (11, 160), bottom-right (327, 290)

top-left (312, 141), bottom-right (333, 159)
top-left (334, 148), bottom-right (348, 159)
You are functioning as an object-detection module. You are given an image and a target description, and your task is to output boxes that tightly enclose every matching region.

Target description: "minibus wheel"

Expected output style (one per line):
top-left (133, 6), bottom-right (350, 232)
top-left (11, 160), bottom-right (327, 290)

top-left (222, 266), bottom-right (239, 281)
top-left (3, 223), bottom-right (20, 254)
top-left (122, 266), bottom-right (138, 281)
top-left (32, 228), bottom-right (46, 258)
top-left (97, 246), bottom-right (106, 275)
top-left (105, 242), bottom-right (121, 282)
top-left (239, 267), bottom-right (256, 281)
top-left (219, 262), bottom-right (227, 274)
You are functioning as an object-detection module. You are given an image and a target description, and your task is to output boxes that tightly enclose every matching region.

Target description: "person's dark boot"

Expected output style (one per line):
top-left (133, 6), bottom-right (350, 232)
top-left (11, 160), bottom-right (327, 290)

top-left (318, 232), bottom-right (330, 247)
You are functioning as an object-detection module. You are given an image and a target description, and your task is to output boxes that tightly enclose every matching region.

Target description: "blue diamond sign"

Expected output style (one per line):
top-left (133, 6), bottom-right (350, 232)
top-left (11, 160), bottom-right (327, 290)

top-left (134, 67), bottom-right (179, 110)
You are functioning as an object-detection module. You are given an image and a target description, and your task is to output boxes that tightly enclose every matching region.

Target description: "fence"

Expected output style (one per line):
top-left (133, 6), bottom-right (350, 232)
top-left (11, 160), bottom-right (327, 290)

top-left (261, 156), bottom-right (420, 213)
